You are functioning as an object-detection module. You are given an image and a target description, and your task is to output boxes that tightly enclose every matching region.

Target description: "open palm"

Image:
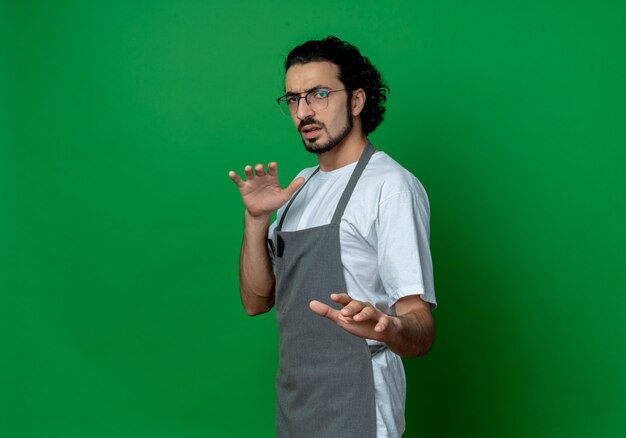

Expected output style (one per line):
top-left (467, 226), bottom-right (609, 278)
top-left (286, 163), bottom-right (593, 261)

top-left (229, 162), bottom-right (304, 217)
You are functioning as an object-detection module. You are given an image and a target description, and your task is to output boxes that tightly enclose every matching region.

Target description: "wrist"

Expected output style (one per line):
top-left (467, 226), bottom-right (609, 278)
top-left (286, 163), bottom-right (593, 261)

top-left (244, 209), bottom-right (272, 227)
top-left (379, 315), bottom-right (403, 347)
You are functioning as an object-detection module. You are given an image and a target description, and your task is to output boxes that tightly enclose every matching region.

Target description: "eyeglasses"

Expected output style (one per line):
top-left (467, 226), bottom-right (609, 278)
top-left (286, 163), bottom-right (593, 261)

top-left (276, 88), bottom-right (348, 116)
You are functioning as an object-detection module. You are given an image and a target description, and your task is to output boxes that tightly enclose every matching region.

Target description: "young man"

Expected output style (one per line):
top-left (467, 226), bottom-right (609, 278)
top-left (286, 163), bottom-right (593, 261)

top-left (229, 36), bottom-right (436, 438)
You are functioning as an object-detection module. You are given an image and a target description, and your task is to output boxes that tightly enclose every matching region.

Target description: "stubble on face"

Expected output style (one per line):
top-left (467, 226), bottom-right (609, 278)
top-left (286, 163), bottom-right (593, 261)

top-left (299, 102), bottom-right (353, 155)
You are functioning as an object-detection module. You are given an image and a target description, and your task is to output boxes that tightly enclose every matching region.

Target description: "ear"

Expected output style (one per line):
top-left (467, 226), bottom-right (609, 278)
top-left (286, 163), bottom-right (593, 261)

top-left (351, 88), bottom-right (366, 116)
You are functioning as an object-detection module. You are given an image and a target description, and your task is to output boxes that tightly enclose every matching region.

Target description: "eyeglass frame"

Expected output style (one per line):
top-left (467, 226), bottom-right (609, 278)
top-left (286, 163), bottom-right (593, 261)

top-left (275, 88), bottom-right (349, 116)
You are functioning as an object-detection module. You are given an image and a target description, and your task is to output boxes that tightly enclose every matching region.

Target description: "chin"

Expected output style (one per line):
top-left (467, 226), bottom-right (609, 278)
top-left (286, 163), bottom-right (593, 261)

top-left (303, 140), bottom-right (338, 154)
top-left (301, 115), bottom-right (353, 155)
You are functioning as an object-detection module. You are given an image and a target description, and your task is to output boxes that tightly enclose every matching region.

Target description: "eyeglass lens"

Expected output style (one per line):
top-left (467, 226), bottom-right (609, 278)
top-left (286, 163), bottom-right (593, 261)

top-left (279, 90), bottom-right (330, 116)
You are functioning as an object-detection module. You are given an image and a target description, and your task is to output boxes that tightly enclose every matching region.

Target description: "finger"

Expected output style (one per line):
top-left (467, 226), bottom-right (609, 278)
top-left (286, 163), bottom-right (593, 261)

top-left (375, 315), bottom-right (390, 332)
top-left (353, 305), bottom-right (377, 322)
top-left (331, 293), bottom-right (357, 316)
top-left (309, 300), bottom-right (341, 321)
top-left (341, 300), bottom-right (366, 317)
top-left (330, 293), bottom-right (352, 305)
top-left (267, 162), bottom-right (278, 176)
top-left (228, 171), bottom-right (244, 187)
top-left (285, 176), bottom-right (305, 197)
top-left (243, 165), bottom-right (254, 180)
top-left (254, 163), bottom-right (265, 176)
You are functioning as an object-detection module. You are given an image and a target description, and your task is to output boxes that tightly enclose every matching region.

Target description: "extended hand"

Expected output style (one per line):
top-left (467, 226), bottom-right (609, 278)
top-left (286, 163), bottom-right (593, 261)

top-left (309, 293), bottom-right (399, 343)
top-left (229, 162), bottom-right (304, 218)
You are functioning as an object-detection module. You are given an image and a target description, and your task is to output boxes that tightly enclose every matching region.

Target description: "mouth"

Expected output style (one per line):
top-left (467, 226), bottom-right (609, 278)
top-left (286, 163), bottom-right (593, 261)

top-left (300, 125), bottom-right (322, 140)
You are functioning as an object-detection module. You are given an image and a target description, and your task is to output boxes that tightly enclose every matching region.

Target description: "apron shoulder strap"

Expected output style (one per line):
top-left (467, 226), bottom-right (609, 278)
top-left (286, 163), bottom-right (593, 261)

top-left (276, 166), bottom-right (320, 231)
top-left (277, 143), bottom-right (375, 231)
top-left (330, 143), bottom-right (375, 225)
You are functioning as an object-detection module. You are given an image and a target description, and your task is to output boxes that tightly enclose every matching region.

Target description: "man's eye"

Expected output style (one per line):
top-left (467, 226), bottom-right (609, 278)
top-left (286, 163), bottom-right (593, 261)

top-left (314, 90), bottom-right (329, 99)
top-left (286, 96), bottom-right (299, 105)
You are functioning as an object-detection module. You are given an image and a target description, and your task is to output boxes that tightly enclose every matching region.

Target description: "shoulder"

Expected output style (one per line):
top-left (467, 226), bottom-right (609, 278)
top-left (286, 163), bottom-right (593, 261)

top-left (358, 151), bottom-right (428, 204)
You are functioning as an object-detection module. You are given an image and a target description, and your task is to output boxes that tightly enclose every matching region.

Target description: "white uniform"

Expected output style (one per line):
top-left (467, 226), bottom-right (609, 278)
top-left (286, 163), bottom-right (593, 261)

top-left (269, 150), bottom-right (436, 437)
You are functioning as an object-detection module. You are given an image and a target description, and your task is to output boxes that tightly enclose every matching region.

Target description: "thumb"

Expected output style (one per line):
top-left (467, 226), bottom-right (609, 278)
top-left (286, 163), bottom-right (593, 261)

top-left (285, 176), bottom-right (305, 197)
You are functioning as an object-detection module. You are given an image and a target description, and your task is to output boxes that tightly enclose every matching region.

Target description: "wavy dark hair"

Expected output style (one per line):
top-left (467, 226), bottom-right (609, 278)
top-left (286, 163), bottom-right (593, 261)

top-left (285, 36), bottom-right (389, 135)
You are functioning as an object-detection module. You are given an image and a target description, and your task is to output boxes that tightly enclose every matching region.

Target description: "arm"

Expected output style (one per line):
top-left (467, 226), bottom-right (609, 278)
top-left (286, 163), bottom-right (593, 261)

top-left (310, 293), bottom-right (434, 357)
top-left (387, 294), bottom-right (435, 357)
top-left (229, 163), bottom-right (304, 316)
top-left (239, 211), bottom-right (275, 316)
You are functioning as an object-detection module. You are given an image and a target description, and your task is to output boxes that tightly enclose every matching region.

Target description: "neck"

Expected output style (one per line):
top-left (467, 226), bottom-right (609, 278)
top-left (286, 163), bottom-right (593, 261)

top-left (316, 128), bottom-right (369, 171)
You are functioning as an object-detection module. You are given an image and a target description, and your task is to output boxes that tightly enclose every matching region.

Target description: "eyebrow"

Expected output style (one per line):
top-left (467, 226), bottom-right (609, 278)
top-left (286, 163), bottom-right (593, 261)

top-left (285, 84), bottom-right (331, 96)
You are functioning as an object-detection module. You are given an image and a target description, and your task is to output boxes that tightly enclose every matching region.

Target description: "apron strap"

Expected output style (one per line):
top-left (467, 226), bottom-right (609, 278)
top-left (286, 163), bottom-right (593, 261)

top-left (277, 142), bottom-right (375, 231)
top-left (330, 143), bottom-right (375, 225)
top-left (276, 166), bottom-right (320, 231)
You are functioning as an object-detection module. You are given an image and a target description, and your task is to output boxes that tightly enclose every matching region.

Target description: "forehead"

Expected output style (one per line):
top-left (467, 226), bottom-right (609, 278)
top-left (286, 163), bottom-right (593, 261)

top-left (284, 61), bottom-right (342, 92)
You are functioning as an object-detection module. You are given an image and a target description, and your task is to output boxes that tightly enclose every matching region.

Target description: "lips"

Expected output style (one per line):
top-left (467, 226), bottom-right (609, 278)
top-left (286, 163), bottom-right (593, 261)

top-left (301, 125), bottom-right (322, 139)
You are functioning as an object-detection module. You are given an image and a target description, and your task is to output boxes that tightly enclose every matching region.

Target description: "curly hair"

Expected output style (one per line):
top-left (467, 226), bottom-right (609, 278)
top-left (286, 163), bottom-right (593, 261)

top-left (284, 36), bottom-right (389, 136)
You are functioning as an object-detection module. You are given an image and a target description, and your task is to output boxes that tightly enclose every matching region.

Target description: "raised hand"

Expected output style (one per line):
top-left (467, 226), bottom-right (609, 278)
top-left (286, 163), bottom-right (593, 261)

top-left (229, 162), bottom-right (305, 218)
top-left (309, 293), bottom-right (400, 343)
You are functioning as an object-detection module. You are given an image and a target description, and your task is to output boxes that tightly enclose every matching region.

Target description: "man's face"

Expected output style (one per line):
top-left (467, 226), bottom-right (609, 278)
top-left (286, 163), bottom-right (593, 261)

top-left (284, 61), bottom-right (353, 154)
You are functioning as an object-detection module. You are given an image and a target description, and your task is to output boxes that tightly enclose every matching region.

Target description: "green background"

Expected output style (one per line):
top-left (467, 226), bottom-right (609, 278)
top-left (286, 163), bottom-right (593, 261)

top-left (2, 1), bottom-right (625, 437)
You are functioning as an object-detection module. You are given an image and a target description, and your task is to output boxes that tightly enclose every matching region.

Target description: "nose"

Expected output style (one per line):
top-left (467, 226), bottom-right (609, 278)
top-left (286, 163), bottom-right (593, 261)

top-left (295, 96), bottom-right (314, 120)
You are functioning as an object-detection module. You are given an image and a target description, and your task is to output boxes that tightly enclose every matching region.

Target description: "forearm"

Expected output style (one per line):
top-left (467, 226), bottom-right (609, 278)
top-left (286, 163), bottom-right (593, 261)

top-left (386, 307), bottom-right (435, 358)
top-left (239, 210), bottom-right (276, 316)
